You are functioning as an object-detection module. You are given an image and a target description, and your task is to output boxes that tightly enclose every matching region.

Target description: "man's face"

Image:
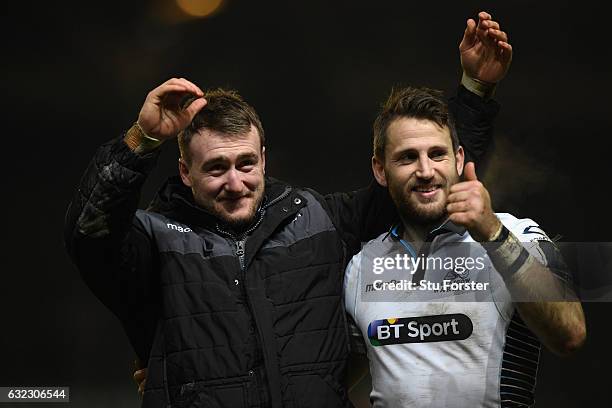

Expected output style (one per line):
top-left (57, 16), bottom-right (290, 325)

top-left (179, 125), bottom-right (266, 230)
top-left (372, 117), bottom-right (464, 225)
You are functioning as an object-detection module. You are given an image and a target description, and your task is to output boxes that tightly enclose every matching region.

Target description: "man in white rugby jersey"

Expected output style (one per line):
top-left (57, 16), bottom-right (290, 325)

top-left (344, 86), bottom-right (586, 408)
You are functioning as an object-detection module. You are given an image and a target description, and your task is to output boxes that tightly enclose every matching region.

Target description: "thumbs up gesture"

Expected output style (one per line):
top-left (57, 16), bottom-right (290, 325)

top-left (446, 162), bottom-right (502, 242)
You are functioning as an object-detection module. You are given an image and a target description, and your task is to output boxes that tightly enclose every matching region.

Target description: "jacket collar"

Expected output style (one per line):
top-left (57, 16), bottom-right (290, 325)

top-left (148, 175), bottom-right (292, 231)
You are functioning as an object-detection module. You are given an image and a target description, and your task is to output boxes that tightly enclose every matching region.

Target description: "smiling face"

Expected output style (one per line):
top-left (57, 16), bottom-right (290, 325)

top-left (372, 117), bottom-right (464, 226)
top-left (179, 125), bottom-right (265, 231)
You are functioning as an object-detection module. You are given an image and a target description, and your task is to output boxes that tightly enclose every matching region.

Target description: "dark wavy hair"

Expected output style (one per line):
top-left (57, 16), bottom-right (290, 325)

top-left (373, 86), bottom-right (458, 159)
top-left (178, 88), bottom-right (265, 164)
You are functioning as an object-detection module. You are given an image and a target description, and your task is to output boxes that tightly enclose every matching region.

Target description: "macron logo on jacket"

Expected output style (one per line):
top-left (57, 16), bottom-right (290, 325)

top-left (166, 223), bottom-right (192, 233)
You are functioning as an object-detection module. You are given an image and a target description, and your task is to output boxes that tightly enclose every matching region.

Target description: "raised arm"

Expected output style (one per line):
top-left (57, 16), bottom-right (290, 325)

top-left (64, 78), bottom-right (206, 360)
top-left (322, 11), bottom-right (513, 255)
top-left (447, 163), bottom-right (586, 356)
top-left (452, 11), bottom-right (512, 165)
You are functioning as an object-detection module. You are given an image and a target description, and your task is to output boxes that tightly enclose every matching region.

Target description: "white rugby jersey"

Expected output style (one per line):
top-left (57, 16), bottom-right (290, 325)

top-left (344, 213), bottom-right (565, 408)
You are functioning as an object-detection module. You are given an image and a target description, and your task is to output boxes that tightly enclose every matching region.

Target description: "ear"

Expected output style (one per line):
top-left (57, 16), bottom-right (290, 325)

top-left (372, 155), bottom-right (388, 187)
top-left (455, 146), bottom-right (465, 177)
top-left (261, 146), bottom-right (266, 175)
top-left (179, 158), bottom-right (193, 187)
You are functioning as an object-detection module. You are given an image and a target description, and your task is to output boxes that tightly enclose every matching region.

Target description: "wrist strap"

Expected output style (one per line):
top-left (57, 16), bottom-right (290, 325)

top-left (461, 72), bottom-right (497, 99)
top-left (485, 227), bottom-right (531, 281)
top-left (488, 224), bottom-right (509, 249)
top-left (134, 122), bottom-right (162, 143)
top-left (125, 122), bottom-right (163, 153)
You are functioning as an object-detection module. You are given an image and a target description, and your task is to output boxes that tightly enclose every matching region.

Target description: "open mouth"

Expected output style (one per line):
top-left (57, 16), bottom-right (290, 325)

top-left (412, 185), bottom-right (441, 198)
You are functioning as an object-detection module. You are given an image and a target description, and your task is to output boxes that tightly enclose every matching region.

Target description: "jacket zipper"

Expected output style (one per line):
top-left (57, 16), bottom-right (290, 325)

top-left (235, 240), bottom-right (246, 269)
top-left (214, 187), bottom-right (293, 408)
top-left (217, 186), bottom-right (292, 270)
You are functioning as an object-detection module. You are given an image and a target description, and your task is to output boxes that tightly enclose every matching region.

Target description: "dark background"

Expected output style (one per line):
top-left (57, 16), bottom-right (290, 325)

top-left (2, 0), bottom-right (611, 406)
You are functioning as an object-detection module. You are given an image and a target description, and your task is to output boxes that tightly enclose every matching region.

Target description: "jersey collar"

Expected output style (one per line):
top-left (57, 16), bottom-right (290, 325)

top-left (385, 219), bottom-right (467, 243)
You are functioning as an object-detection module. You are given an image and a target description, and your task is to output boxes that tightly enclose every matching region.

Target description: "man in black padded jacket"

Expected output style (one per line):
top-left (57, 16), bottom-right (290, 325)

top-left (64, 11), bottom-right (511, 408)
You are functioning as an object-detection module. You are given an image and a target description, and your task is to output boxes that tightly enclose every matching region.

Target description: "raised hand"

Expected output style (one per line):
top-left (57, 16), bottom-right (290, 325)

top-left (459, 11), bottom-right (513, 84)
top-left (446, 162), bottom-right (501, 242)
top-left (137, 77), bottom-right (207, 141)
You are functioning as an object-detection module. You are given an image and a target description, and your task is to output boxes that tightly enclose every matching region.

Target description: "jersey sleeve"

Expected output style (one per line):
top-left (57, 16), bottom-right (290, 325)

top-left (499, 214), bottom-right (574, 286)
top-left (344, 253), bottom-right (367, 355)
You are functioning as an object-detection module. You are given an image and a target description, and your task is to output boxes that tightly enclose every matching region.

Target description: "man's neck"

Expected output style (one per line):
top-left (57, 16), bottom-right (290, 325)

top-left (400, 218), bottom-right (445, 248)
top-left (401, 224), bottom-right (428, 248)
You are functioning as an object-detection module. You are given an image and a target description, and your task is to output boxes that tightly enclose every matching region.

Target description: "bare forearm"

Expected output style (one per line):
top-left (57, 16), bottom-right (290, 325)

top-left (486, 228), bottom-right (586, 355)
top-left (515, 301), bottom-right (585, 356)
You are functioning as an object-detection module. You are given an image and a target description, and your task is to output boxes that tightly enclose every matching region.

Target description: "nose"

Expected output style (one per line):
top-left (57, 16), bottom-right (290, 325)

top-left (416, 156), bottom-right (434, 179)
top-left (223, 168), bottom-right (243, 194)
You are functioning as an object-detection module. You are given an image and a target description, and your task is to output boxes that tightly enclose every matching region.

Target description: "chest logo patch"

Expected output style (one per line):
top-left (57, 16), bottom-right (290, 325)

top-left (368, 314), bottom-right (473, 346)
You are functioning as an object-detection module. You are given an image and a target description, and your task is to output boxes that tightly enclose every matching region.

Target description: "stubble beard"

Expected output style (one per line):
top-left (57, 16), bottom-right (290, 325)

top-left (220, 195), bottom-right (262, 232)
top-left (390, 174), bottom-right (458, 228)
top-left (395, 190), bottom-right (448, 227)
top-left (195, 184), bottom-right (265, 233)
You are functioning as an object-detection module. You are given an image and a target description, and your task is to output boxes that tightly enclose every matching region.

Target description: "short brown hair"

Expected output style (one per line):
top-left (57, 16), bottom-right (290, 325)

top-left (178, 88), bottom-right (265, 163)
top-left (373, 86), bottom-right (458, 159)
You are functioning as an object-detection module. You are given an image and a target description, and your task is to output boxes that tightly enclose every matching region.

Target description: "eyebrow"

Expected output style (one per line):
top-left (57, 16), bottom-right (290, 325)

top-left (201, 152), bottom-right (259, 169)
top-left (392, 145), bottom-right (449, 158)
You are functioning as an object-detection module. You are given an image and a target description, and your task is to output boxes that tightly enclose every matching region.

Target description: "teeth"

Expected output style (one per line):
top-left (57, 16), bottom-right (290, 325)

top-left (415, 186), bottom-right (437, 192)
